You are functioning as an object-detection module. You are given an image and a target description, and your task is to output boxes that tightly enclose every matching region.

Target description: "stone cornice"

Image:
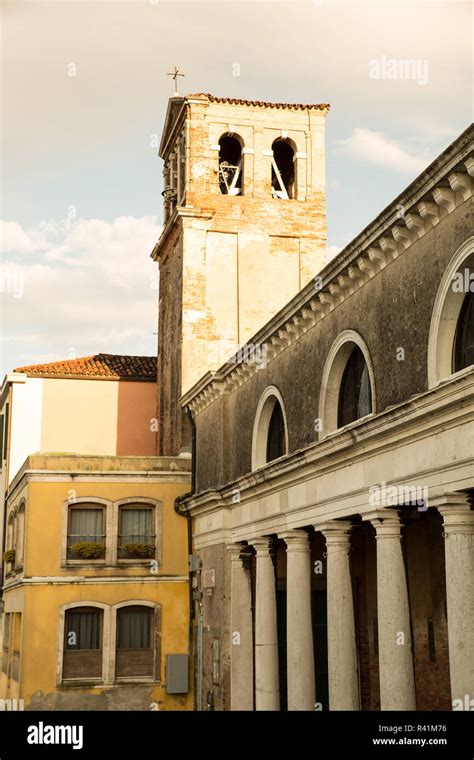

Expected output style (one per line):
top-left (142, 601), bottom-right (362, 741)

top-left (182, 126), bottom-right (474, 414)
top-left (7, 454), bottom-right (191, 502)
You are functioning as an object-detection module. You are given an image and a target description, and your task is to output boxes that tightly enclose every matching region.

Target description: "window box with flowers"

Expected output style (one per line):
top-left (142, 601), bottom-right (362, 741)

top-left (122, 543), bottom-right (155, 559)
top-left (118, 507), bottom-right (155, 561)
top-left (67, 506), bottom-right (106, 562)
top-left (70, 542), bottom-right (106, 560)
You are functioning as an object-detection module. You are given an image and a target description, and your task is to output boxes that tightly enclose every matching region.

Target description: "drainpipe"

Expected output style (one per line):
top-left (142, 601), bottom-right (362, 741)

top-left (174, 407), bottom-right (203, 709)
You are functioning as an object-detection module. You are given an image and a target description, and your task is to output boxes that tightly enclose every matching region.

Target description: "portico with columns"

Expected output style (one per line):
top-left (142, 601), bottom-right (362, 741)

top-left (219, 489), bottom-right (473, 712)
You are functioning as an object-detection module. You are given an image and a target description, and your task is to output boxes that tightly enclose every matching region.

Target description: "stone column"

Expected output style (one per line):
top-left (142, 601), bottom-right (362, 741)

top-left (369, 511), bottom-right (416, 710)
top-left (279, 530), bottom-right (315, 710)
top-left (436, 493), bottom-right (474, 706)
top-left (252, 537), bottom-right (280, 710)
top-left (318, 522), bottom-right (360, 710)
top-left (227, 543), bottom-right (254, 710)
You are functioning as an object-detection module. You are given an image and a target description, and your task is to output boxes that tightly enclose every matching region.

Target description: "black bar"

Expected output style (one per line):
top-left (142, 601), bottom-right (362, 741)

top-left (0, 710), bottom-right (473, 758)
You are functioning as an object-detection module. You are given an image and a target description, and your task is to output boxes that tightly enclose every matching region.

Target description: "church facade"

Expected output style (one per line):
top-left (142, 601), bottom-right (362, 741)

top-left (153, 94), bottom-right (473, 711)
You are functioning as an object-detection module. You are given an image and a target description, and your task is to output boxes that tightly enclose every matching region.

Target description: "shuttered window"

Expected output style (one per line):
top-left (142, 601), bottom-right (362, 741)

top-left (115, 607), bottom-right (154, 679)
top-left (63, 607), bottom-right (103, 680)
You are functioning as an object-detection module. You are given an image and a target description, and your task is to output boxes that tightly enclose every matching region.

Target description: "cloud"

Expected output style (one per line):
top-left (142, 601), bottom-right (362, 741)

top-left (0, 216), bottom-right (162, 375)
top-left (1, 221), bottom-right (38, 254)
top-left (326, 244), bottom-right (343, 261)
top-left (337, 128), bottom-right (429, 174)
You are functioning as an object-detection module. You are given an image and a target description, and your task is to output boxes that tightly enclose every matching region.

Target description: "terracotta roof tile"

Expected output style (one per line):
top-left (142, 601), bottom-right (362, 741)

top-left (187, 93), bottom-right (330, 111)
top-left (13, 354), bottom-right (157, 381)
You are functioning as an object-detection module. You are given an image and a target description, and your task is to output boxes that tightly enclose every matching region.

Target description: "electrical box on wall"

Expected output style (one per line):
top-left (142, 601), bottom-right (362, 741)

top-left (165, 654), bottom-right (189, 694)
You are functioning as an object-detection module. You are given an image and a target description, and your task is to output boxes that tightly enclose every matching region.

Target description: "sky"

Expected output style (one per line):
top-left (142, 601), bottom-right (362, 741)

top-left (0, 0), bottom-right (472, 377)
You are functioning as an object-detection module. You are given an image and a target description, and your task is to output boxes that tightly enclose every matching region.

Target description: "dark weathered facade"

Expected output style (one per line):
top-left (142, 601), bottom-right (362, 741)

top-left (182, 125), bottom-right (474, 711)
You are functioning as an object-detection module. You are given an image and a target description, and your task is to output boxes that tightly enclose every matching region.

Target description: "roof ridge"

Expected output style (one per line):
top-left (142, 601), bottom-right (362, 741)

top-left (13, 353), bottom-right (157, 380)
top-left (186, 93), bottom-right (330, 110)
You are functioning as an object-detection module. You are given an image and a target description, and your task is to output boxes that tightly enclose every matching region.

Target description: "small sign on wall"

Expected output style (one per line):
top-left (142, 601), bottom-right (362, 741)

top-left (202, 569), bottom-right (215, 588)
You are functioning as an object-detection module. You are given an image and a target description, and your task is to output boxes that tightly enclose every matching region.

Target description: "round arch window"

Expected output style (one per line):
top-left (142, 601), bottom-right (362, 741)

top-left (218, 134), bottom-right (243, 195)
top-left (271, 139), bottom-right (295, 199)
top-left (266, 401), bottom-right (286, 463)
top-left (337, 346), bottom-right (373, 427)
top-left (252, 387), bottom-right (289, 470)
top-left (453, 290), bottom-right (474, 372)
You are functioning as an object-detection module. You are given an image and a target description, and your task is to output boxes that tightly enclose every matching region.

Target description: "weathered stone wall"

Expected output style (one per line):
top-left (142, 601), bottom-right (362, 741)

top-left (196, 543), bottom-right (231, 711)
top-left (193, 199), bottom-right (472, 490)
top-left (157, 228), bottom-right (186, 455)
top-left (156, 95), bottom-right (328, 455)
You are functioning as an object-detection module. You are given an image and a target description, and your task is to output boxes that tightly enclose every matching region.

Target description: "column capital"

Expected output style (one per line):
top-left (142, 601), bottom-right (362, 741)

top-left (434, 492), bottom-right (474, 535)
top-left (314, 520), bottom-right (353, 547)
top-left (430, 491), bottom-right (474, 522)
top-left (226, 542), bottom-right (250, 561)
top-left (250, 536), bottom-right (273, 556)
top-left (278, 530), bottom-right (310, 551)
top-left (430, 491), bottom-right (472, 509)
top-left (365, 509), bottom-right (403, 538)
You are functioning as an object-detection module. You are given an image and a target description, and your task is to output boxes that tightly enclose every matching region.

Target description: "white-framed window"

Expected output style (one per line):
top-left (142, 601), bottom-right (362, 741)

top-left (319, 330), bottom-right (376, 437)
top-left (252, 386), bottom-right (289, 470)
top-left (427, 238), bottom-right (474, 387)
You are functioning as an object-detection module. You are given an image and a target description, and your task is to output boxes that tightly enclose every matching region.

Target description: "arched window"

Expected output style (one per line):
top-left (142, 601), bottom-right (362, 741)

top-left (15, 502), bottom-right (25, 569)
top-left (67, 503), bottom-right (105, 560)
top-left (115, 605), bottom-right (154, 679)
top-left (427, 240), bottom-right (473, 387)
top-left (6, 513), bottom-right (14, 551)
top-left (319, 331), bottom-right (376, 436)
top-left (252, 387), bottom-right (289, 470)
top-left (118, 504), bottom-right (156, 560)
top-left (338, 346), bottom-right (373, 427)
top-left (218, 134), bottom-right (243, 195)
top-left (453, 290), bottom-right (474, 372)
top-left (63, 606), bottom-right (103, 680)
top-left (271, 139), bottom-right (295, 199)
top-left (266, 401), bottom-right (286, 463)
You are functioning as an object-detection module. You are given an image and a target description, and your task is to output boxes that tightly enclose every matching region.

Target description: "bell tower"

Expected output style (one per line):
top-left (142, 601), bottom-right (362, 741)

top-left (152, 92), bottom-right (330, 455)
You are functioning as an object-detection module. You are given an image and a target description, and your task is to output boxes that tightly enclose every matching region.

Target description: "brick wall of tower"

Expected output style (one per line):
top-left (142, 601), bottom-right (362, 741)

top-left (156, 95), bottom-right (328, 454)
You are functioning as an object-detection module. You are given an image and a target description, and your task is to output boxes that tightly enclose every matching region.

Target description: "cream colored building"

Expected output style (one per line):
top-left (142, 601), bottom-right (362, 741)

top-left (0, 354), bottom-right (193, 710)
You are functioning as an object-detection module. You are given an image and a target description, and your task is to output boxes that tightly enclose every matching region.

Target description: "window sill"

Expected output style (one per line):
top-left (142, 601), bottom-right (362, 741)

top-left (60, 678), bottom-right (104, 688)
top-left (432, 363), bottom-right (474, 389)
top-left (322, 411), bottom-right (376, 440)
top-left (62, 560), bottom-right (157, 569)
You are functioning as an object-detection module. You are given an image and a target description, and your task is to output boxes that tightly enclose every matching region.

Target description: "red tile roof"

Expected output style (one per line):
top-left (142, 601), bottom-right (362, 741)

top-left (14, 354), bottom-right (157, 381)
top-left (187, 93), bottom-right (330, 111)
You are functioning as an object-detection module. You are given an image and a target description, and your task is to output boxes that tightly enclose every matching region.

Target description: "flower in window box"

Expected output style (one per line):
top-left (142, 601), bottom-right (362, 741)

top-left (2, 549), bottom-right (15, 564)
top-left (122, 542), bottom-right (155, 559)
top-left (70, 542), bottom-right (105, 559)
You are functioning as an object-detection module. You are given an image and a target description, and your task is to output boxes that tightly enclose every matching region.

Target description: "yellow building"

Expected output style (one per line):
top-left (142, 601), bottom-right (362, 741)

top-left (0, 355), bottom-right (193, 710)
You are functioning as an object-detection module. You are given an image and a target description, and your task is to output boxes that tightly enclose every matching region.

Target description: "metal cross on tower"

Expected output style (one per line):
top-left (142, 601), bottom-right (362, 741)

top-left (167, 66), bottom-right (185, 95)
